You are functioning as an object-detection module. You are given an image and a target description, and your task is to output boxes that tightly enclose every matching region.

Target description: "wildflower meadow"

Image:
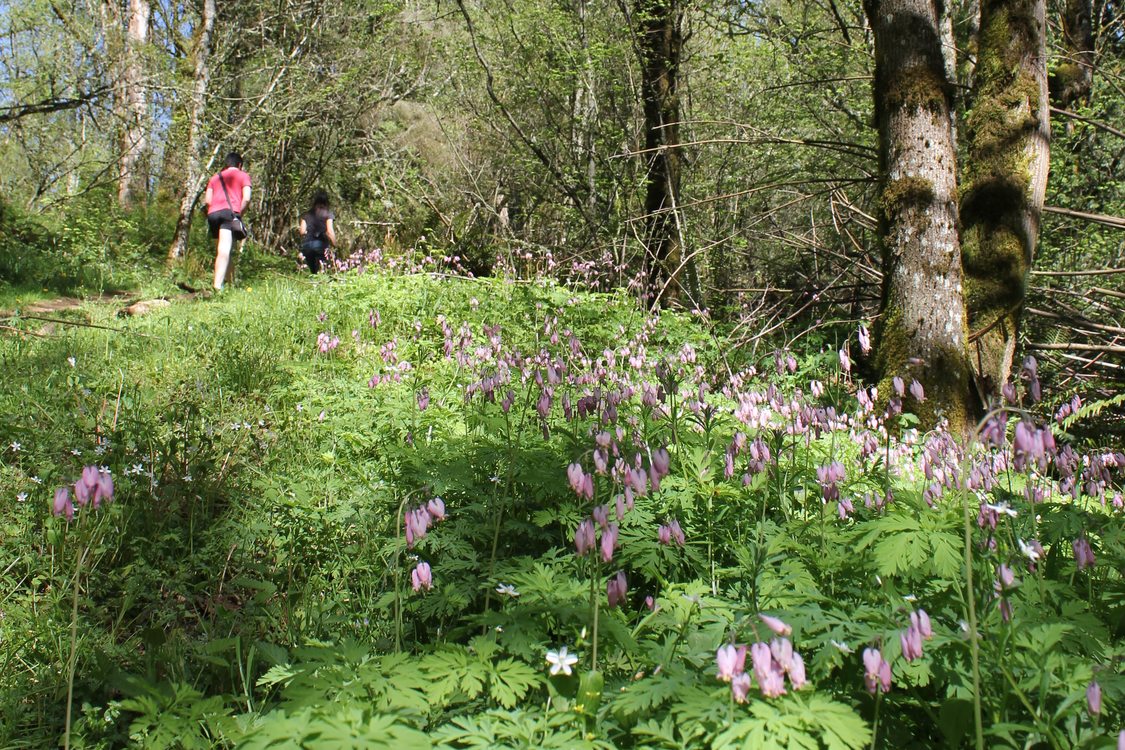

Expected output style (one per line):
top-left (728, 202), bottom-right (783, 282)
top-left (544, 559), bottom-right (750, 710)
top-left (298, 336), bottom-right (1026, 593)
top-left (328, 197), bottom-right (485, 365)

top-left (0, 258), bottom-right (1122, 749)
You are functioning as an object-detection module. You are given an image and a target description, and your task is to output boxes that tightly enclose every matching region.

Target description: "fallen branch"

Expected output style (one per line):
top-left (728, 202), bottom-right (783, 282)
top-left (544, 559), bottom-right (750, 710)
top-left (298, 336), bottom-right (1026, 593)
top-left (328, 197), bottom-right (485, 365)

top-left (1041, 205), bottom-right (1125, 230)
top-left (1025, 342), bottom-right (1125, 354)
top-left (1026, 307), bottom-right (1125, 335)
top-left (0, 324), bottom-right (49, 338)
top-left (1091, 286), bottom-right (1125, 301)
top-left (7, 314), bottom-right (155, 337)
top-left (1031, 266), bottom-right (1125, 277)
top-left (1050, 106), bottom-right (1125, 140)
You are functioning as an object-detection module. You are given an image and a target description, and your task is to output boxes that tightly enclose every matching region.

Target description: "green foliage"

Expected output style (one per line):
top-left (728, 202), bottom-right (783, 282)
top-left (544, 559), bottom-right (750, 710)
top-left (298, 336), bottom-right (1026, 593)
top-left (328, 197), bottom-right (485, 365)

top-left (1, 270), bottom-right (1121, 749)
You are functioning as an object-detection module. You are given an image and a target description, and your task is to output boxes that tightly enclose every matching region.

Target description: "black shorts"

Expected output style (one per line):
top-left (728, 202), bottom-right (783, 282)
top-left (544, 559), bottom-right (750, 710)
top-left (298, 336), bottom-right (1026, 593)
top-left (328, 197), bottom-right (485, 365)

top-left (207, 209), bottom-right (243, 239)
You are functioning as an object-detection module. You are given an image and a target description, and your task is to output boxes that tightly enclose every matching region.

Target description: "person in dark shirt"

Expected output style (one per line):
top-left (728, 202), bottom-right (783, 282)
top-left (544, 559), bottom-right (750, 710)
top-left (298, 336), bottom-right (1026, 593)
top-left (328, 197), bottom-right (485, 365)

top-left (298, 191), bottom-right (337, 273)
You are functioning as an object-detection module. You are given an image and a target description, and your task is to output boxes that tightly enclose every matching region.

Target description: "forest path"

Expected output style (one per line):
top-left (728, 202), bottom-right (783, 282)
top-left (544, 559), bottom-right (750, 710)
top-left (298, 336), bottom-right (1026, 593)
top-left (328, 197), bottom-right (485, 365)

top-left (0, 286), bottom-right (205, 338)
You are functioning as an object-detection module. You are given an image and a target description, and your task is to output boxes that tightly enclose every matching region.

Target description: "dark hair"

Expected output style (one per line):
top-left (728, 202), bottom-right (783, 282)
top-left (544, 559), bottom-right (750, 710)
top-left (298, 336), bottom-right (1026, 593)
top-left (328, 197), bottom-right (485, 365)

top-left (224, 152), bottom-right (243, 169)
top-left (311, 190), bottom-right (331, 215)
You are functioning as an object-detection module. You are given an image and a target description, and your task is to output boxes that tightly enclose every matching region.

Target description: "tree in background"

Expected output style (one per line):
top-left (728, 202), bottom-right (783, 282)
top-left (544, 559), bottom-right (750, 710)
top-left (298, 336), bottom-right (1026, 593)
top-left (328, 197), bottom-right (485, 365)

top-left (634, 0), bottom-right (699, 308)
top-left (865, 0), bottom-right (974, 433)
top-left (167, 0), bottom-right (216, 262)
top-left (960, 0), bottom-right (1050, 396)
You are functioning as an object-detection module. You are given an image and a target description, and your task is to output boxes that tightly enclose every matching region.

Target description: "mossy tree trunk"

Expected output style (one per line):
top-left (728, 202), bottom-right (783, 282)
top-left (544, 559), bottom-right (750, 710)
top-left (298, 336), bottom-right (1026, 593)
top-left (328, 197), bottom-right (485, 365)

top-left (960, 0), bottom-right (1049, 396)
top-left (168, 0), bottom-right (216, 262)
top-left (866, 0), bottom-right (975, 435)
top-left (1049, 0), bottom-right (1094, 107)
top-left (636, 0), bottom-right (700, 309)
top-left (118, 0), bottom-right (151, 208)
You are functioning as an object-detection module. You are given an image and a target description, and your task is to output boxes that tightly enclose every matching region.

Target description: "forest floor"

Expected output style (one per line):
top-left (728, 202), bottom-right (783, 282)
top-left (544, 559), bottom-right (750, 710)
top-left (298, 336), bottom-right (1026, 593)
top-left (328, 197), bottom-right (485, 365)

top-left (0, 268), bottom-right (1120, 749)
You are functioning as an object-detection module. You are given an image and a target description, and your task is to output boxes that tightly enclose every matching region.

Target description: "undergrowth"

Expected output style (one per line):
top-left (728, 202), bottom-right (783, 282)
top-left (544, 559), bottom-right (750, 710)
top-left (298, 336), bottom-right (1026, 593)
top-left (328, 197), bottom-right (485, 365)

top-left (0, 265), bottom-right (1121, 749)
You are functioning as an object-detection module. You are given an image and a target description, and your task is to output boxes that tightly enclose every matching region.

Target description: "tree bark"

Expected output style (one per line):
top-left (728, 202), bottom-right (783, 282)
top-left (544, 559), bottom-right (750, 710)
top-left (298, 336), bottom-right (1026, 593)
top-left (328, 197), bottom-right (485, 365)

top-left (866, 0), bottom-right (975, 434)
top-left (117, 0), bottom-right (151, 208)
top-left (1049, 0), bottom-right (1094, 107)
top-left (636, 0), bottom-right (699, 309)
top-left (960, 0), bottom-right (1050, 396)
top-left (168, 0), bottom-right (216, 262)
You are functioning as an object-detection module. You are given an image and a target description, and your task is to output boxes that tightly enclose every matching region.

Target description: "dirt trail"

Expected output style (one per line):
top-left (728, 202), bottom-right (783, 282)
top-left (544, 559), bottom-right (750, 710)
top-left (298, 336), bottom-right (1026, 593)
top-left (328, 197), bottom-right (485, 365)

top-left (0, 287), bottom-right (204, 337)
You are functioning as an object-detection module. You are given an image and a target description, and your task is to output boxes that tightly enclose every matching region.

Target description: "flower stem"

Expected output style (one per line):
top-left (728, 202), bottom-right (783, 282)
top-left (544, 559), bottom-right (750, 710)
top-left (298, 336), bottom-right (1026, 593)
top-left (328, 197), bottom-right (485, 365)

top-left (962, 483), bottom-right (985, 750)
top-left (591, 559), bottom-right (601, 672)
top-left (63, 544), bottom-right (87, 750)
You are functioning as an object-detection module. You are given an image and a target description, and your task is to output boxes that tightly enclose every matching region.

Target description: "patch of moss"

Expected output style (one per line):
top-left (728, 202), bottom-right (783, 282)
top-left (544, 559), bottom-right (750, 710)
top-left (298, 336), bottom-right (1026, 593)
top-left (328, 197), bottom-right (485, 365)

top-left (885, 64), bottom-right (952, 114)
top-left (881, 176), bottom-right (935, 221)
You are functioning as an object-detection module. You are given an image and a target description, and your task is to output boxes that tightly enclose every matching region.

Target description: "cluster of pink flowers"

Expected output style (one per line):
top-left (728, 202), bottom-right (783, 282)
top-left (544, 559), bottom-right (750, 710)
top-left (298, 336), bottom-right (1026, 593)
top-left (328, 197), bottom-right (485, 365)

top-left (657, 519), bottom-right (685, 546)
top-left (52, 465), bottom-right (114, 521)
top-left (862, 647), bottom-right (893, 694)
top-left (899, 608), bottom-right (933, 662)
top-left (715, 615), bottom-right (807, 702)
top-left (405, 496), bottom-right (446, 548)
top-left (316, 332), bottom-right (340, 354)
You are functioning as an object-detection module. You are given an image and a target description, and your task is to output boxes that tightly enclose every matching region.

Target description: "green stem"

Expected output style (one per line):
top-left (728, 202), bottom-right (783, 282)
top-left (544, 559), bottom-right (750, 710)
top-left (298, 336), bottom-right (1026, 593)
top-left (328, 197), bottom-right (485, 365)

top-left (962, 486), bottom-right (985, 750)
top-left (63, 544), bottom-right (87, 750)
top-left (870, 689), bottom-right (882, 750)
top-left (591, 559), bottom-right (601, 671)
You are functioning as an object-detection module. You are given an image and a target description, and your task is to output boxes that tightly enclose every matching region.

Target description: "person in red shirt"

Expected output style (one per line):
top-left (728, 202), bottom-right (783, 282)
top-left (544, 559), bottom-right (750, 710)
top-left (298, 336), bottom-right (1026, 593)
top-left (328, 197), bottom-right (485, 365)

top-left (203, 152), bottom-right (252, 291)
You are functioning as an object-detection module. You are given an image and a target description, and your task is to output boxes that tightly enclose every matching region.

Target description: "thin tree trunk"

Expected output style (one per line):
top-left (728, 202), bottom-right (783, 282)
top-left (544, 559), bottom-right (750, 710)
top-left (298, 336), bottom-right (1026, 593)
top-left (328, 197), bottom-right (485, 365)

top-left (636, 0), bottom-right (699, 309)
top-left (168, 0), bottom-right (216, 262)
top-left (118, 0), bottom-right (151, 208)
top-left (867, 0), bottom-right (975, 434)
top-left (1050, 0), bottom-right (1094, 107)
top-left (960, 0), bottom-right (1050, 395)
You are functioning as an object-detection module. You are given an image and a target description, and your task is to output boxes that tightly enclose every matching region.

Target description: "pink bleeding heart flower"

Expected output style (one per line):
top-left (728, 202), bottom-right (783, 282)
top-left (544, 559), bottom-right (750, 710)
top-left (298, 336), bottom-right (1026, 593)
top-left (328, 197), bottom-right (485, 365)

top-left (411, 562), bottom-right (432, 592)
top-left (606, 570), bottom-right (627, 608)
top-left (426, 497), bottom-right (446, 520)
top-left (53, 487), bottom-right (74, 521)
top-left (574, 519), bottom-right (596, 556)
top-left (716, 644), bottom-right (747, 682)
top-left (1086, 680), bottom-right (1102, 716)
top-left (759, 613), bottom-right (792, 637)
top-left (731, 672), bottom-right (752, 703)
top-left (600, 524), bottom-right (619, 563)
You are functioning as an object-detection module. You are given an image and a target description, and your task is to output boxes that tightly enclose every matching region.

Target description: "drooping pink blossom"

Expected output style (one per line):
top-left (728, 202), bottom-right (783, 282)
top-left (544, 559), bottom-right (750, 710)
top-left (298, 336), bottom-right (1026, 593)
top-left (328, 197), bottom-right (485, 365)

top-left (574, 519), bottom-right (596, 556)
top-left (411, 561), bottom-right (432, 592)
top-left (1073, 537), bottom-right (1096, 570)
top-left (426, 497), bottom-right (446, 520)
top-left (716, 644), bottom-right (746, 682)
top-left (600, 524), bottom-right (619, 563)
top-left (668, 519), bottom-right (685, 546)
top-left (52, 487), bottom-right (74, 521)
top-left (858, 324), bottom-right (871, 355)
top-left (788, 653), bottom-right (808, 689)
top-left (1087, 680), bottom-right (1102, 716)
top-left (900, 627), bottom-right (923, 662)
top-left (606, 570), bottom-right (627, 608)
top-left (567, 463), bottom-right (585, 496)
top-left (863, 648), bottom-right (892, 694)
top-left (759, 613), bottom-right (792, 637)
top-left (731, 672), bottom-right (752, 703)
top-left (909, 379), bottom-right (925, 402)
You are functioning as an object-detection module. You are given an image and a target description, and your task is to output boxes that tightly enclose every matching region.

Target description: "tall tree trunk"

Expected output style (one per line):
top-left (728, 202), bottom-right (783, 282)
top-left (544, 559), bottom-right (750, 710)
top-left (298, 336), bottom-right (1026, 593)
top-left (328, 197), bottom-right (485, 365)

top-left (867, 0), bottom-right (975, 434)
top-left (117, 0), bottom-right (151, 208)
top-left (636, 0), bottom-right (699, 309)
top-left (168, 0), bottom-right (216, 262)
top-left (960, 0), bottom-right (1050, 395)
top-left (574, 0), bottom-right (598, 215)
top-left (1050, 0), bottom-right (1094, 107)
